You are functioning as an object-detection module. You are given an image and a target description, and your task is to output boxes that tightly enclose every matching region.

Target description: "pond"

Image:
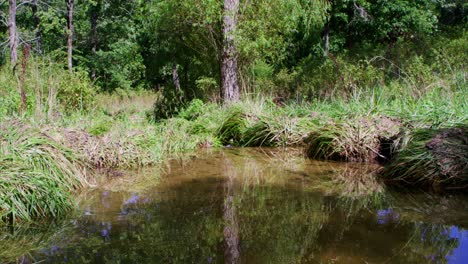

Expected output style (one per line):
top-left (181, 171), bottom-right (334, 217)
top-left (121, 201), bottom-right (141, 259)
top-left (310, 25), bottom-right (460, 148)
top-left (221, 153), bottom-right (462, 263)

top-left (2, 148), bottom-right (468, 263)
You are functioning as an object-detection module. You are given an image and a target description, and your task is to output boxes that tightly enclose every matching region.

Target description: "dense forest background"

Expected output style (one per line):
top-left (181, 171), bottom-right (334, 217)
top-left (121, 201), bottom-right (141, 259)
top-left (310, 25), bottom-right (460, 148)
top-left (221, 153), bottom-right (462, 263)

top-left (0, 0), bottom-right (467, 231)
top-left (0, 0), bottom-right (466, 108)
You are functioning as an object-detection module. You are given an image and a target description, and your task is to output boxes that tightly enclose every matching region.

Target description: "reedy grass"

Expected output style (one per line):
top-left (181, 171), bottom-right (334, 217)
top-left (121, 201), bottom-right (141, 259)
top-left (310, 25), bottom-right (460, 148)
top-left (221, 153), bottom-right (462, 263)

top-left (305, 117), bottom-right (401, 163)
top-left (381, 127), bottom-right (468, 190)
top-left (0, 161), bottom-right (74, 225)
top-left (0, 63), bottom-right (466, 226)
top-left (0, 124), bottom-right (90, 225)
top-left (217, 107), bottom-right (248, 146)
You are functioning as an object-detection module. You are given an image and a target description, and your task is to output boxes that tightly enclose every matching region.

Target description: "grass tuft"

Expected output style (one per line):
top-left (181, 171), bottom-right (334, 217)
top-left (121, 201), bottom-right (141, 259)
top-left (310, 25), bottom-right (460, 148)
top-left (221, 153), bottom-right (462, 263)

top-left (0, 123), bottom-right (90, 224)
top-left (381, 127), bottom-right (468, 190)
top-left (217, 107), bottom-right (247, 146)
top-left (305, 117), bottom-right (401, 163)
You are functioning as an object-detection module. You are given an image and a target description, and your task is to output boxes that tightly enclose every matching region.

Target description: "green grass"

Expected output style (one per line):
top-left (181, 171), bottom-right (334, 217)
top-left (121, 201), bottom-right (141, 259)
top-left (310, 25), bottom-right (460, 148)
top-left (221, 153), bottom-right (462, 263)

top-left (0, 53), bottom-right (466, 226)
top-left (0, 124), bottom-right (89, 225)
top-left (381, 127), bottom-right (468, 190)
top-left (305, 117), bottom-right (401, 163)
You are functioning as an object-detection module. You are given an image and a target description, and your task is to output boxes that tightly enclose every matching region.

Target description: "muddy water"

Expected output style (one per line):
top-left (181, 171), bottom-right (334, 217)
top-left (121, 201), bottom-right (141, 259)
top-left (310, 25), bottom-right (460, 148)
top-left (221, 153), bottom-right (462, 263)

top-left (3, 148), bottom-right (468, 263)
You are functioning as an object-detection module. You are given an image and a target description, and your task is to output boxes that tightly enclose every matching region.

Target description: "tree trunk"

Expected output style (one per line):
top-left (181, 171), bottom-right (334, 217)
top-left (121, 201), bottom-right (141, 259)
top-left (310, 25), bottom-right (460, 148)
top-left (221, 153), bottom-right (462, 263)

top-left (19, 45), bottom-right (31, 115)
top-left (66, 0), bottom-right (74, 72)
top-left (31, 0), bottom-right (43, 54)
top-left (8, 0), bottom-right (18, 65)
top-left (172, 59), bottom-right (184, 102)
top-left (90, 2), bottom-right (99, 80)
top-left (323, 23), bottom-right (330, 57)
top-left (172, 61), bottom-right (181, 93)
top-left (221, 0), bottom-right (240, 103)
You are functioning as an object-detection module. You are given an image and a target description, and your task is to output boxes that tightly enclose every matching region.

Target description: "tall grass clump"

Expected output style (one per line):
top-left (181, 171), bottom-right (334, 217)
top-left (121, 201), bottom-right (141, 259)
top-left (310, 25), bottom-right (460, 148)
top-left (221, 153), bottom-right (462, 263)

top-left (217, 107), bottom-right (247, 146)
top-left (305, 117), bottom-right (401, 163)
top-left (0, 122), bottom-right (90, 224)
top-left (381, 127), bottom-right (468, 191)
top-left (0, 161), bottom-right (74, 225)
top-left (241, 115), bottom-right (316, 147)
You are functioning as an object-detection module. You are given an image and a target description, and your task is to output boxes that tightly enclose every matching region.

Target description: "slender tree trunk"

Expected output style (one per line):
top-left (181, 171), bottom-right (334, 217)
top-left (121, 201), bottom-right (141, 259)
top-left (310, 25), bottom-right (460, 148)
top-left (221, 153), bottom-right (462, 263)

top-left (172, 58), bottom-right (184, 102)
top-left (31, 0), bottom-right (43, 54)
top-left (172, 61), bottom-right (181, 93)
top-left (66, 0), bottom-right (74, 72)
top-left (323, 24), bottom-right (330, 57)
top-left (8, 0), bottom-right (18, 65)
top-left (19, 45), bottom-right (31, 115)
top-left (221, 0), bottom-right (240, 103)
top-left (90, 2), bottom-right (99, 80)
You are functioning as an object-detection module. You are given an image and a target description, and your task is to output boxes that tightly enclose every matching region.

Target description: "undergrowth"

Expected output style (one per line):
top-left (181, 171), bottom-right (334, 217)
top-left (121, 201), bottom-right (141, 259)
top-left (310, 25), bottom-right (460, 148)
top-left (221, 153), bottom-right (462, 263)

top-left (0, 124), bottom-right (90, 225)
top-left (0, 45), bottom-right (466, 225)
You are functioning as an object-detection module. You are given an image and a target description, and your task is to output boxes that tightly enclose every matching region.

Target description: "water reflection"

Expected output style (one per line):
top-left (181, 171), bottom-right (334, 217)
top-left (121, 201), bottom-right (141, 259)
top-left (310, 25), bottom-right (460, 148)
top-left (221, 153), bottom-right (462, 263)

top-left (1, 148), bottom-right (467, 263)
top-left (447, 227), bottom-right (468, 263)
top-left (223, 157), bottom-right (241, 263)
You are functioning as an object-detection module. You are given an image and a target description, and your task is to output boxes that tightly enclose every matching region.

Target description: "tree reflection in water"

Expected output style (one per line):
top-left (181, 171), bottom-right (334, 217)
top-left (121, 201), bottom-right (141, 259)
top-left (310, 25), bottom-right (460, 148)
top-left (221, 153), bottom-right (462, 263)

top-left (222, 157), bottom-right (241, 263)
top-left (1, 149), bottom-right (467, 263)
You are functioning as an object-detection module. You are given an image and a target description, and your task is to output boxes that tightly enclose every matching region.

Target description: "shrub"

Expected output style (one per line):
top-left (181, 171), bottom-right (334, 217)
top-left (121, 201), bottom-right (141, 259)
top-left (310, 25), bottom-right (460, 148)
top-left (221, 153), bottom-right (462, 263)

top-left (178, 99), bottom-right (205, 120)
top-left (0, 58), bottom-right (96, 119)
top-left (56, 70), bottom-right (96, 112)
top-left (152, 87), bottom-right (185, 120)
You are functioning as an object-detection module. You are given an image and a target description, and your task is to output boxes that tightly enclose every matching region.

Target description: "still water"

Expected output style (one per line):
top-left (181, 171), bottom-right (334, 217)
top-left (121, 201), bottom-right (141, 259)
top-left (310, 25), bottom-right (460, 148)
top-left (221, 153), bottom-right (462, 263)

top-left (2, 148), bottom-right (468, 263)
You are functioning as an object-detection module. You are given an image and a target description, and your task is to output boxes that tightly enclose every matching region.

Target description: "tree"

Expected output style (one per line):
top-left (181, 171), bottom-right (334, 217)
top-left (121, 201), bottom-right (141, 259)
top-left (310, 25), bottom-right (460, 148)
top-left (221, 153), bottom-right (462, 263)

top-left (31, 0), bottom-right (42, 53)
top-left (221, 0), bottom-right (240, 103)
top-left (141, 0), bottom-right (222, 99)
top-left (88, 0), bottom-right (101, 80)
top-left (8, 0), bottom-right (17, 65)
top-left (65, 0), bottom-right (73, 71)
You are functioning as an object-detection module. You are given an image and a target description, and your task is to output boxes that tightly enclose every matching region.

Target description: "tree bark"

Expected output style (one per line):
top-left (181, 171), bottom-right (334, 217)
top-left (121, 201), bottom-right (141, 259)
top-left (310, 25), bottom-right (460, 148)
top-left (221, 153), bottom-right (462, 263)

top-left (31, 0), bottom-right (43, 54)
top-left (66, 0), bottom-right (74, 72)
top-left (8, 0), bottom-right (18, 65)
top-left (90, 1), bottom-right (100, 80)
top-left (323, 23), bottom-right (330, 57)
top-left (172, 61), bottom-right (181, 91)
top-left (221, 0), bottom-right (240, 103)
top-left (19, 45), bottom-right (31, 115)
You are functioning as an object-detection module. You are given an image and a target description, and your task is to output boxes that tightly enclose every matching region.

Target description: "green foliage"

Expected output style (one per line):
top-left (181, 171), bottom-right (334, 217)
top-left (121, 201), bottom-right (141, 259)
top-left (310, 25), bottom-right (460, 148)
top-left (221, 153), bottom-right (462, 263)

top-left (0, 123), bottom-right (90, 225)
top-left (88, 118), bottom-right (112, 136)
top-left (382, 127), bottom-right (468, 190)
top-left (237, 0), bottom-right (328, 64)
top-left (94, 39), bottom-right (145, 91)
top-left (56, 70), bottom-right (96, 112)
top-left (217, 107), bottom-right (247, 146)
top-left (301, 57), bottom-right (384, 98)
top-left (195, 77), bottom-right (219, 101)
top-left (152, 87), bottom-right (185, 121)
top-left (178, 99), bottom-right (205, 121)
top-left (251, 60), bottom-right (274, 93)
top-left (304, 118), bottom-right (394, 163)
top-left (0, 59), bottom-right (96, 120)
top-left (0, 161), bottom-right (74, 225)
top-left (403, 55), bottom-right (435, 89)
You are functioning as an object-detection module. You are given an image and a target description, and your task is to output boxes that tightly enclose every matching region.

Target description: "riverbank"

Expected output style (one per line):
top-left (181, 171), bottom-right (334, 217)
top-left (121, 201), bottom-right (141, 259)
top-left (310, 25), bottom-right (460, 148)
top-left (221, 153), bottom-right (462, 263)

top-left (1, 81), bottom-right (467, 225)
